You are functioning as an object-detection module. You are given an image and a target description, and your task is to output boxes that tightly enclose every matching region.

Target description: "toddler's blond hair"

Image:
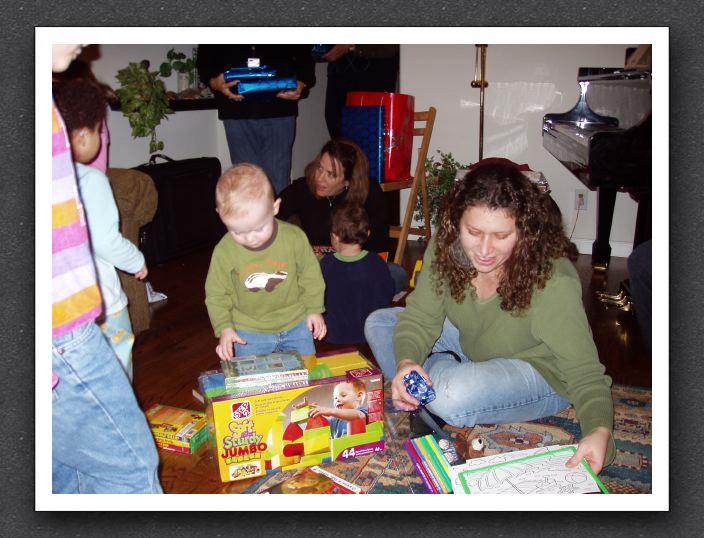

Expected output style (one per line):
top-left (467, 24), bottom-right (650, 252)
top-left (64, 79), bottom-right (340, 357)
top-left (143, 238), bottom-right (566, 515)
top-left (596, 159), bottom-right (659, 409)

top-left (336, 379), bottom-right (367, 405)
top-left (342, 379), bottom-right (366, 394)
top-left (216, 163), bottom-right (274, 219)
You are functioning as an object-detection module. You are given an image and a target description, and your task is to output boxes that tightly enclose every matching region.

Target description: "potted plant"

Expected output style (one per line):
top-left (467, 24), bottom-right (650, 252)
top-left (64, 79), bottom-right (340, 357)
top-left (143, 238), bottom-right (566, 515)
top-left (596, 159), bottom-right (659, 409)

top-left (115, 60), bottom-right (173, 154)
top-left (159, 48), bottom-right (197, 92)
top-left (414, 150), bottom-right (469, 229)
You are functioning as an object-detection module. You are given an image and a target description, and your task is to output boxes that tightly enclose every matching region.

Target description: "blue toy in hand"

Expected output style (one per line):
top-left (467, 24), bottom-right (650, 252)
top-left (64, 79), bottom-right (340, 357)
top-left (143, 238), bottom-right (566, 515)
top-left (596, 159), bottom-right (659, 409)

top-left (403, 371), bottom-right (436, 405)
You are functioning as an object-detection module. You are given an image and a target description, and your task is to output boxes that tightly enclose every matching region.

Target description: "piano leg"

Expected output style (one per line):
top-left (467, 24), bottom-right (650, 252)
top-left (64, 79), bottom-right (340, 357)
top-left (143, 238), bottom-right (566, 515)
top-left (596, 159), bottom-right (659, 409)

top-left (592, 184), bottom-right (617, 271)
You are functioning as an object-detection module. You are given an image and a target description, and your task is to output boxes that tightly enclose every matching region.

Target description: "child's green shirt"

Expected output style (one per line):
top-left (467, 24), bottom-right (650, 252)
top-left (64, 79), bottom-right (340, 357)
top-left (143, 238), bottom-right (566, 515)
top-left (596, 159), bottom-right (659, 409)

top-left (205, 220), bottom-right (325, 336)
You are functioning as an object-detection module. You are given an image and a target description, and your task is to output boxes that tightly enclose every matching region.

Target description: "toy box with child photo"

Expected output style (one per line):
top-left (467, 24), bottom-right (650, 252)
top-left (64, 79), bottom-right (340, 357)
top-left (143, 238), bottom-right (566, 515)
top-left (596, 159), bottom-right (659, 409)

top-left (204, 351), bottom-right (384, 483)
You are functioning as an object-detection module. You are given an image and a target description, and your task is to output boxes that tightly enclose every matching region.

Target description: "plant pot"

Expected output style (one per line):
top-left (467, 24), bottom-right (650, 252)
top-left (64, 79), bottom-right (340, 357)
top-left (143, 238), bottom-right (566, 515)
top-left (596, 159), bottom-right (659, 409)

top-left (177, 72), bottom-right (190, 93)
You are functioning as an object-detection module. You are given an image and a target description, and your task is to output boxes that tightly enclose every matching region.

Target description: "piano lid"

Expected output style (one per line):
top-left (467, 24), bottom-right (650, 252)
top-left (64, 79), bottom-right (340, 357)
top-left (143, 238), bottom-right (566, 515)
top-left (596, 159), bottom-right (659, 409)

top-left (578, 68), bottom-right (651, 130)
top-left (542, 67), bottom-right (651, 188)
top-left (544, 68), bottom-right (650, 129)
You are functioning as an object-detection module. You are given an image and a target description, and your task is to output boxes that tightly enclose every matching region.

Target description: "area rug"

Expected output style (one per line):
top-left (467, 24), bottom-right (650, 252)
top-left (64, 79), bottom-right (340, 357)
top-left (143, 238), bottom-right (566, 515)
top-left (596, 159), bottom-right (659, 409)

top-left (244, 383), bottom-right (651, 494)
top-left (536, 383), bottom-right (652, 494)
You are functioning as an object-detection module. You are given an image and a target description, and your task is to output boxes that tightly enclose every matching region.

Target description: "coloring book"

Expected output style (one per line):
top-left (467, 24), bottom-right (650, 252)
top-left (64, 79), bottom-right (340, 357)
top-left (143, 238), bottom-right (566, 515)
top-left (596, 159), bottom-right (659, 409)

top-left (453, 445), bottom-right (609, 494)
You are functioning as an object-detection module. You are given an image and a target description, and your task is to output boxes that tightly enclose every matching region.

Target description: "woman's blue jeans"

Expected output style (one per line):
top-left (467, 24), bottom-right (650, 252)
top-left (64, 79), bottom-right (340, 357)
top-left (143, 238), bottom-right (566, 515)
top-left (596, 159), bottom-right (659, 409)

top-left (364, 307), bottom-right (570, 427)
top-left (52, 322), bottom-right (162, 493)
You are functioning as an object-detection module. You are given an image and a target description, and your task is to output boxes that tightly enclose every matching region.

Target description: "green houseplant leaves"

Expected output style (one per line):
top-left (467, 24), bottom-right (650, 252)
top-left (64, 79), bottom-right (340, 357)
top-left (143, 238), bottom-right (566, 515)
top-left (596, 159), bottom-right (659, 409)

top-left (414, 150), bottom-right (469, 229)
top-left (159, 48), bottom-right (197, 85)
top-left (115, 61), bottom-right (173, 154)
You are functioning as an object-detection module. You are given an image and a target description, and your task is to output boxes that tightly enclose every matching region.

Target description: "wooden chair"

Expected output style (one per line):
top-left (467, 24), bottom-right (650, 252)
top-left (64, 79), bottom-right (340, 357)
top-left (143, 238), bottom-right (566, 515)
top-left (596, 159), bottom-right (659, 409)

top-left (380, 106), bottom-right (436, 265)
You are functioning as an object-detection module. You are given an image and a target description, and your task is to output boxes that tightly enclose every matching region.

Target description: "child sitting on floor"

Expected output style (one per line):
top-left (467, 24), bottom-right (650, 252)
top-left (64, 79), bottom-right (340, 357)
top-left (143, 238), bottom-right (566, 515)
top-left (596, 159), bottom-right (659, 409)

top-left (205, 163), bottom-right (326, 361)
top-left (53, 78), bottom-right (148, 381)
top-left (320, 203), bottom-right (394, 344)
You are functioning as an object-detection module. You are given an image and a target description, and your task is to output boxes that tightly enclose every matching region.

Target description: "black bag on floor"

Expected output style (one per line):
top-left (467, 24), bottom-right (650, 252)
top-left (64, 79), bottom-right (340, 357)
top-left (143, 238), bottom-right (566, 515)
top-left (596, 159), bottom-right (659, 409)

top-left (136, 154), bottom-right (225, 265)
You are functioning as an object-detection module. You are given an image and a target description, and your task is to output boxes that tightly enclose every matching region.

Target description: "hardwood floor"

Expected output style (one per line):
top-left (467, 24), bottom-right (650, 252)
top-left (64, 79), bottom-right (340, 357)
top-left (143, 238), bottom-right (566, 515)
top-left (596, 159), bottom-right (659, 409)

top-left (132, 239), bottom-right (651, 493)
top-left (572, 253), bottom-right (651, 388)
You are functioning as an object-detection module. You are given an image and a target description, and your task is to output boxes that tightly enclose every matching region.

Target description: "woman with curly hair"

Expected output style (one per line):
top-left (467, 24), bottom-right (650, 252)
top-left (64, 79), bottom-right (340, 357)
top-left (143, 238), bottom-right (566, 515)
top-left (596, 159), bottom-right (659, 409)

top-left (365, 162), bottom-right (615, 473)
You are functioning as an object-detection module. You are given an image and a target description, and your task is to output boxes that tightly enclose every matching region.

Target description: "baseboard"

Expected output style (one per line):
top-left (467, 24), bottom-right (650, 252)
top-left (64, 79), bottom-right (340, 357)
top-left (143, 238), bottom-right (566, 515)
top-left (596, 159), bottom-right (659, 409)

top-left (571, 238), bottom-right (634, 258)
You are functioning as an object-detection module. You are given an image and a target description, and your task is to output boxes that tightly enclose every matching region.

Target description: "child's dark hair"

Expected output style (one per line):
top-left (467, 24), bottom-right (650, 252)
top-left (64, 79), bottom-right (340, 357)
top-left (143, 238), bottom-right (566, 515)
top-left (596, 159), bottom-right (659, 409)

top-left (52, 77), bottom-right (107, 132)
top-left (54, 59), bottom-right (118, 104)
top-left (330, 203), bottom-right (369, 246)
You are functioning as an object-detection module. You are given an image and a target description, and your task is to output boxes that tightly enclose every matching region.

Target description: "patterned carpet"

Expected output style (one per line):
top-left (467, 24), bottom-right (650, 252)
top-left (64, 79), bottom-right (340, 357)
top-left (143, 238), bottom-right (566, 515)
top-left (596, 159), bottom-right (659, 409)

top-left (245, 383), bottom-right (651, 494)
top-left (536, 384), bottom-right (652, 494)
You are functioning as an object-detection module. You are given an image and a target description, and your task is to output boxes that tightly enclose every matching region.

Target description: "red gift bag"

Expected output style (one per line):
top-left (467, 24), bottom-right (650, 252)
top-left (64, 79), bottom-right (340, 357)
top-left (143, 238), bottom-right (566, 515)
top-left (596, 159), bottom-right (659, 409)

top-left (346, 92), bottom-right (415, 182)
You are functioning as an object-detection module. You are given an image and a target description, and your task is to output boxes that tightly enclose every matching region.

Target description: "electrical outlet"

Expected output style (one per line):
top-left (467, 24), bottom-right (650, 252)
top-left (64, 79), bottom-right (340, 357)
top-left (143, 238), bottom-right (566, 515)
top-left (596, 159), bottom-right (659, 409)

top-left (575, 189), bottom-right (588, 210)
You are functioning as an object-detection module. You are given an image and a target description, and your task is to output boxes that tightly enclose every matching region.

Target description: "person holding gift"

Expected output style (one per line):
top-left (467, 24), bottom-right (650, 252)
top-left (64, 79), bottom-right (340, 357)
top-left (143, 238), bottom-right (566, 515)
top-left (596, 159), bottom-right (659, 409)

top-left (197, 45), bottom-right (315, 195)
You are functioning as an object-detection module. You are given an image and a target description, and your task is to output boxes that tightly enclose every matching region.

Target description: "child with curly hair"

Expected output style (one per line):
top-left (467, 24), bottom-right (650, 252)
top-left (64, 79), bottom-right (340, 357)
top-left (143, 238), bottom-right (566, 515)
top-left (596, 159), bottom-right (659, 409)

top-left (53, 77), bottom-right (148, 381)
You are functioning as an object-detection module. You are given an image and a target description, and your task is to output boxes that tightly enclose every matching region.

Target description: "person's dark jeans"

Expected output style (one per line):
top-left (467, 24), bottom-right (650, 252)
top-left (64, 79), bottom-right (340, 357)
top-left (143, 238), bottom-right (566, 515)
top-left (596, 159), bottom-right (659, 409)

top-left (628, 240), bottom-right (652, 353)
top-left (387, 261), bottom-right (407, 295)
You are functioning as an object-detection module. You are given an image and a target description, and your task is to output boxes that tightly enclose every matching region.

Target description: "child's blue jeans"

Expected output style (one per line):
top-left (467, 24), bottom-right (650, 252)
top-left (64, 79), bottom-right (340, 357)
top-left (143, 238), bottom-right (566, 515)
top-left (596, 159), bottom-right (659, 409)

top-left (99, 307), bottom-right (135, 382)
top-left (364, 307), bottom-right (571, 427)
top-left (234, 318), bottom-right (316, 357)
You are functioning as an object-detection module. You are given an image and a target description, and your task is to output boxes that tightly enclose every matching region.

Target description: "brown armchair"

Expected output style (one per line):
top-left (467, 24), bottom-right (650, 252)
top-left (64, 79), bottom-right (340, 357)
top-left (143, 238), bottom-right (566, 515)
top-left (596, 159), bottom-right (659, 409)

top-left (106, 167), bottom-right (158, 335)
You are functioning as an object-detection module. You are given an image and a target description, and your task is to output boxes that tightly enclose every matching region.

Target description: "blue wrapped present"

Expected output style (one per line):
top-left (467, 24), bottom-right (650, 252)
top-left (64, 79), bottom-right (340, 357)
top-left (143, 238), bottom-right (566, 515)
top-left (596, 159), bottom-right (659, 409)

top-left (223, 66), bottom-right (278, 82)
top-left (237, 76), bottom-right (298, 99)
top-left (403, 371), bottom-right (436, 405)
top-left (340, 105), bottom-right (385, 182)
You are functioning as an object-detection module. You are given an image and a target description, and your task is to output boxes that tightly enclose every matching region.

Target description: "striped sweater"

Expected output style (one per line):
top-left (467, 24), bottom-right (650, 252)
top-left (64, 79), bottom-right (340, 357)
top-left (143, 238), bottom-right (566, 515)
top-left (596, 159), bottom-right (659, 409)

top-left (52, 102), bottom-right (102, 339)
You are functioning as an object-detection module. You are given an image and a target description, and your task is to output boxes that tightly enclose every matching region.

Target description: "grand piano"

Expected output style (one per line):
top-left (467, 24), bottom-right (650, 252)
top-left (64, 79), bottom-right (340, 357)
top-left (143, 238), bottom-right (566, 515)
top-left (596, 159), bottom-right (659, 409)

top-left (542, 67), bottom-right (652, 270)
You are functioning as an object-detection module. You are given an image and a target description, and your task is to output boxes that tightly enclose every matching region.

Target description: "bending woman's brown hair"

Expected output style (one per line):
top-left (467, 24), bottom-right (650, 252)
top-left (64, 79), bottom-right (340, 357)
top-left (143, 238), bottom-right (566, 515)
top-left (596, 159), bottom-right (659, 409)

top-left (433, 162), bottom-right (578, 312)
top-left (305, 139), bottom-right (370, 206)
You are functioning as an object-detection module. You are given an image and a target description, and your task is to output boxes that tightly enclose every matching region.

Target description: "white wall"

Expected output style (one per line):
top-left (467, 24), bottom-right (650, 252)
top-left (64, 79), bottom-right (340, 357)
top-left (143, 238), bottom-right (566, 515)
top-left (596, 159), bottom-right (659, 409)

top-left (400, 44), bottom-right (641, 256)
top-left (292, 62), bottom-right (330, 178)
top-left (90, 44), bottom-right (328, 178)
top-left (90, 44), bottom-right (643, 255)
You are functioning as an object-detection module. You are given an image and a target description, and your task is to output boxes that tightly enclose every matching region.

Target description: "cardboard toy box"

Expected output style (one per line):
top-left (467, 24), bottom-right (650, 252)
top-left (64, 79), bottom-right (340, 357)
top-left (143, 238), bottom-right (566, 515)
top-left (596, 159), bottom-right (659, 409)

top-left (145, 404), bottom-right (208, 454)
top-left (201, 350), bottom-right (385, 483)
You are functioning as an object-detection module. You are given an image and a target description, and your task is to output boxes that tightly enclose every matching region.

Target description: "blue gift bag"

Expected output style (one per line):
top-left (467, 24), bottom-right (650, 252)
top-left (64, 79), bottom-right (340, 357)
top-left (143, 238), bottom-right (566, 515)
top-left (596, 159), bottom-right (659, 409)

top-left (340, 106), bottom-right (385, 183)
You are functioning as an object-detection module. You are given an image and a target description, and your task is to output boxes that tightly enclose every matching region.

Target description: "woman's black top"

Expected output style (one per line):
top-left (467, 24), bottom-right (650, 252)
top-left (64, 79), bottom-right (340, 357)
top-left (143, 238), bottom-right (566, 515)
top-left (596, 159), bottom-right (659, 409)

top-left (278, 177), bottom-right (390, 252)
